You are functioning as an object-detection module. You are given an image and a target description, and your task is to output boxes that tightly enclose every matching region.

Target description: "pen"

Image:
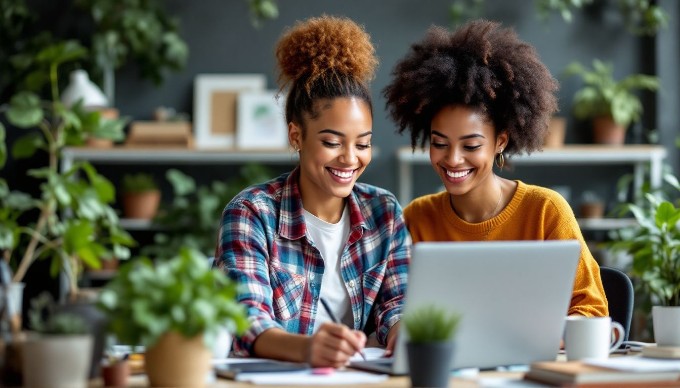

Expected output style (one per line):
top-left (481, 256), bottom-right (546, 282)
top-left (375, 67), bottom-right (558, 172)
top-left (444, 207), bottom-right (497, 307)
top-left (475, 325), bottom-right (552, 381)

top-left (319, 297), bottom-right (367, 361)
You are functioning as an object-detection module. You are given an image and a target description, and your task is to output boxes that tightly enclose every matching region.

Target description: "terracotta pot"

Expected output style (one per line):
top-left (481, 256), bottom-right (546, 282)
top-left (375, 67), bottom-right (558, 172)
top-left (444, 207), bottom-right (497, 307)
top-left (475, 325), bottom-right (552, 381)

top-left (580, 202), bottom-right (605, 219)
top-left (145, 331), bottom-right (211, 387)
top-left (592, 116), bottom-right (626, 145)
top-left (85, 137), bottom-right (114, 148)
top-left (101, 360), bottom-right (130, 387)
top-left (122, 191), bottom-right (161, 220)
top-left (544, 116), bottom-right (566, 148)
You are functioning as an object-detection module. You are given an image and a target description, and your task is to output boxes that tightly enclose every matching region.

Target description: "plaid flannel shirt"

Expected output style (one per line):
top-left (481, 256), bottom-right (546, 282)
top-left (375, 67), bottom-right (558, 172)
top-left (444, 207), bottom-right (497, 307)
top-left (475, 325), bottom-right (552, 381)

top-left (215, 168), bottom-right (411, 356)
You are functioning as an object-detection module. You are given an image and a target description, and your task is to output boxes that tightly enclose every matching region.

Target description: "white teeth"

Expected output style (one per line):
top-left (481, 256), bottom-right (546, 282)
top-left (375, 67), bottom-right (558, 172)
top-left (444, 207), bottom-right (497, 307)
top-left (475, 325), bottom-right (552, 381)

top-left (329, 168), bottom-right (353, 178)
top-left (446, 169), bottom-right (471, 178)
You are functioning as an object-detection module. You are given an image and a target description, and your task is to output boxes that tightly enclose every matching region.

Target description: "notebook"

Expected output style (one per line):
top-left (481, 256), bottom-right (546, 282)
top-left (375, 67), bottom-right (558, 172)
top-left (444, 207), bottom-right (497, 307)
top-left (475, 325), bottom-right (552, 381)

top-left (350, 239), bottom-right (581, 375)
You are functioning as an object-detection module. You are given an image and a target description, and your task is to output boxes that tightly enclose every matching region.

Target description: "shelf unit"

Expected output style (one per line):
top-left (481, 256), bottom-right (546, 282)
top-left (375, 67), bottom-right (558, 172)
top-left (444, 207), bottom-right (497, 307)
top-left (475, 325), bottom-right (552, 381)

top-left (61, 146), bottom-right (301, 227)
top-left (397, 144), bottom-right (667, 231)
top-left (61, 146), bottom-right (300, 172)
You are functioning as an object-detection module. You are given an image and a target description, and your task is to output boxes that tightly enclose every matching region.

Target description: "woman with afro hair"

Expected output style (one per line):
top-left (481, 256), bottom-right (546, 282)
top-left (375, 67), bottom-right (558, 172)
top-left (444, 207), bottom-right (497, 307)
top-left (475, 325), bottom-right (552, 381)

top-left (384, 19), bottom-right (607, 317)
top-left (215, 16), bottom-right (410, 367)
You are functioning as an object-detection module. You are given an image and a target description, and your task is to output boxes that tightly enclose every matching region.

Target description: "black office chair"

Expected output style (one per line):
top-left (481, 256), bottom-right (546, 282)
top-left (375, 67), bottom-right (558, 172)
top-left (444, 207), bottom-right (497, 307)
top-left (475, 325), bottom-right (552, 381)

top-left (600, 266), bottom-right (634, 342)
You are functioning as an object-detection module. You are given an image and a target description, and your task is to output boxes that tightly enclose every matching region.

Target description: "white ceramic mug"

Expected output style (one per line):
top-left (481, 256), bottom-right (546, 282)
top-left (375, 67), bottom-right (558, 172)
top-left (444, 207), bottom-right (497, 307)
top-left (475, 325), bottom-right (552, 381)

top-left (653, 306), bottom-right (680, 346)
top-left (564, 316), bottom-right (624, 360)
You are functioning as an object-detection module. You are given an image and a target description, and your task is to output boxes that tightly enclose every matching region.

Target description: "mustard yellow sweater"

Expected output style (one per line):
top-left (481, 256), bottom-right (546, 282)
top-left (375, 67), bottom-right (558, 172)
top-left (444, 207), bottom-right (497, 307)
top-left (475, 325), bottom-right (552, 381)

top-left (403, 181), bottom-right (608, 317)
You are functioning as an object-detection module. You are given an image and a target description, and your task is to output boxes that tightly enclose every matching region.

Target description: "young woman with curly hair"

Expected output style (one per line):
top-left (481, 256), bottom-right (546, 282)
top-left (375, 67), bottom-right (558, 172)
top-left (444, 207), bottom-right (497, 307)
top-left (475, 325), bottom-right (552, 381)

top-left (215, 16), bottom-right (410, 367)
top-left (384, 19), bottom-right (607, 317)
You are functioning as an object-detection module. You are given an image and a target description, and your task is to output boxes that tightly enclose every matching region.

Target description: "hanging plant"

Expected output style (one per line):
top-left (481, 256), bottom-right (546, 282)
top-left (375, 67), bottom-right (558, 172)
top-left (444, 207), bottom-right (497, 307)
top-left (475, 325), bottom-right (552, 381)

top-left (247, 0), bottom-right (279, 29)
top-left (535, 0), bottom-right (668, 36)
top-left (74, 0), bottom-right (189, 86)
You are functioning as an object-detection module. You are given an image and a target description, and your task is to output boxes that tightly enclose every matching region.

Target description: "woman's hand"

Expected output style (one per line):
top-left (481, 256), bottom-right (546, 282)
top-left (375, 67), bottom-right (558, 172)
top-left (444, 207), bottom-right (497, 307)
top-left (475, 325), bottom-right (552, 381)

top-left (308, 323), bottom-right (367, 367)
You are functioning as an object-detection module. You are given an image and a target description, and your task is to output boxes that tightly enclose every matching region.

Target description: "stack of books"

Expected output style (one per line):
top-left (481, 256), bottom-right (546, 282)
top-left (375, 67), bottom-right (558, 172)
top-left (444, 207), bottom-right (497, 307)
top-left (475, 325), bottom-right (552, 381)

top-left (642, 346), bottom-right (680, 359)
top-left (125, 121), bottom-right (194, 148)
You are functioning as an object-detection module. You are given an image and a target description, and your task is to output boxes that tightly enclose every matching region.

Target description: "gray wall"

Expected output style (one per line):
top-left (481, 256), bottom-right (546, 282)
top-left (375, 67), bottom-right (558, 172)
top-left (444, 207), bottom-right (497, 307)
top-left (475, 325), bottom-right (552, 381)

top-left (113, 1), bottom-right (677, 201)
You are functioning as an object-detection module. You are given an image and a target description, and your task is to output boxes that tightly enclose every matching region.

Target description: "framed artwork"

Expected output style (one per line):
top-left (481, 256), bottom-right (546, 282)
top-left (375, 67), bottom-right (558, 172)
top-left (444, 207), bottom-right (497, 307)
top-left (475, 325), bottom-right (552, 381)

top-left (236, 91), bottom-right (289, 150)
top-left (193, 74), bottom-right (266, 148)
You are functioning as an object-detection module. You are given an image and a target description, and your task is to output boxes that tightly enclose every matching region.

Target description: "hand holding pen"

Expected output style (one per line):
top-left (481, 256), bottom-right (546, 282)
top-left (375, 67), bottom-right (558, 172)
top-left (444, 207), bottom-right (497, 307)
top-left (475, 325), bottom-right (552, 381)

top-left (307, 297), bottom-right (367, 367)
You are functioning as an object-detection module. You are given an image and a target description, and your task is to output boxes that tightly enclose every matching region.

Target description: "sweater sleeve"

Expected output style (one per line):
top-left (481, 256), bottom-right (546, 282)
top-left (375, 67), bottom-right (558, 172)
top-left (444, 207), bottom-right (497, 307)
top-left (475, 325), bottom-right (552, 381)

top-left (545, 193), bottom-right (609, 317)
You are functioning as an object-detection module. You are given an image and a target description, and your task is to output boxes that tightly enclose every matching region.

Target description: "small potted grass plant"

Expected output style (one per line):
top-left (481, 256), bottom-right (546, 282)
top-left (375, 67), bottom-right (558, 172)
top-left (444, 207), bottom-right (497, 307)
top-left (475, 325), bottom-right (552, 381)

top-left (403, 305), bottom-right (461, 388)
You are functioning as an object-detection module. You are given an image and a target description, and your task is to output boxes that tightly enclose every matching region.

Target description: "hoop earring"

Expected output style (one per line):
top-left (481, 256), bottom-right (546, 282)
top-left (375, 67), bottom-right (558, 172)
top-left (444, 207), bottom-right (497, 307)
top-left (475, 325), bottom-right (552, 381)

top-left (495, 151), bottom-right (505, 169)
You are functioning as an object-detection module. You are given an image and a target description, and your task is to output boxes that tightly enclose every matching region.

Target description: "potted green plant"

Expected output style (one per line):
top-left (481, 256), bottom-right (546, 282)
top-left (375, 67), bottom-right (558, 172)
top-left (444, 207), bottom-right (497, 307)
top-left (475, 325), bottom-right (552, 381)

top-left (0, 40), bottom-right (135, 295)
top-left (0, 40), bottom-right (135, 380)
top-left (22, 293), bottom-right (93, 388)
top-left (563, 59), bottom-right (659, 145)
top-left (97, 247), bottom-right (249, 387)
top-left (608, 180), bottom-right (680, 345)
top-left (403, 305), bottom-right (461, 388)
top-left (121, 173), bottom-right (161, 221)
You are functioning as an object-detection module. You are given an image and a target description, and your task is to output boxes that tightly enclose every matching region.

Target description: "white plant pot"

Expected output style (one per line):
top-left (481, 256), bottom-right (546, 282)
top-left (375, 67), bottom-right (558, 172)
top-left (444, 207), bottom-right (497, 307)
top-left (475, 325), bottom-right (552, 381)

top-left (653, 306), bottom-right (680, 346)
top-left (1, 282), bottom-right (25, 331)
top-left (22, 333), bottom-right (93, 388)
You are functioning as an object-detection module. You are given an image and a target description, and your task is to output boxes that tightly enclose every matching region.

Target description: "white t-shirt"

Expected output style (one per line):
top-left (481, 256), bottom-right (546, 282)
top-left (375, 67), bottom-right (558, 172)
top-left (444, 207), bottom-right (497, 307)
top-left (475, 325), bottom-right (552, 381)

top-left (304, 206), bottom-right (353, 332)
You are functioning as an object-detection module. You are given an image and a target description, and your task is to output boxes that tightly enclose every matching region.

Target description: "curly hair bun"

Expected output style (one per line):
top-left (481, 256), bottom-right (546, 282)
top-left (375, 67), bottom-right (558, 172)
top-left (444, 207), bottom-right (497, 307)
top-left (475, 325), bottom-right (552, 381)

top-left (275, 15), bottom-right (378, 92)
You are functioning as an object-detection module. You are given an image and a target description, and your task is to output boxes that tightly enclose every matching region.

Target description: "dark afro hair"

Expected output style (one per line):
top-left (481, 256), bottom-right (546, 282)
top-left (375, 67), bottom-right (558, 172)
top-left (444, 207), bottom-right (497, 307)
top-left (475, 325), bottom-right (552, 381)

top-left (383, 19), bottom-right (558, 156)
top-left (275, 15), bottom-right (378, 126)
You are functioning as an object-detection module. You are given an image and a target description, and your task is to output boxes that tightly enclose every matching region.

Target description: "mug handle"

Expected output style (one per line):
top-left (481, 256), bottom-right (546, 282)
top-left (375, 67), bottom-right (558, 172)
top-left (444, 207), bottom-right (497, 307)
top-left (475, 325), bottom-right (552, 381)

top-left (609, 321), bottom-right (625, 352)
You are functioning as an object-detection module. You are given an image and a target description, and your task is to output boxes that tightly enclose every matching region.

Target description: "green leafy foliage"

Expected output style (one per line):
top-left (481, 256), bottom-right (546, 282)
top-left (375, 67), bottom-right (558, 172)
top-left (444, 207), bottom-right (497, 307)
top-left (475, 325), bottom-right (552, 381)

top-left (121, 173), bottom-right (158, 194)
top-left (534, 0), bottom-right (667, 35)
top-left (564, 59), bottom-right (659, 127)
top-left (0, 40), bottom-right (135, 292)
top-left (28, 293), bottom-right (88, 335)
top-left (97, 247), bottom-right (249, 347)
top-left (403, 305), bottom-right (461, 344)
top-left (449, 0), bottom-right (667, 36)
top-left (248, 0), bottom-right (279, 29)
top-left (143, 164), bottom-right (273, 258)
top-left (535, 0), bottom-right (594, 23)
top-left (609, 188), bottom-right (680, 307)
top-left (74, 0), bottom-right (189, 86)
top-left (0, 180), bottom-right (34, 258)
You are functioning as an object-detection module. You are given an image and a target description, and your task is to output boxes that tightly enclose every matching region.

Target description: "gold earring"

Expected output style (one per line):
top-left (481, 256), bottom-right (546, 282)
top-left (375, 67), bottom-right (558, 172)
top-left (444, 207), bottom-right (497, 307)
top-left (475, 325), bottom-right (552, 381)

top-left (495, 150), bottom-right (505, 169)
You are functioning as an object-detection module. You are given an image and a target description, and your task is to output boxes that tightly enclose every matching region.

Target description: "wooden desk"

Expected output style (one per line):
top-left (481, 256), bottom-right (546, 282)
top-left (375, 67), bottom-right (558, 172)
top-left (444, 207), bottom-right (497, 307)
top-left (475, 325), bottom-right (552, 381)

top-left (91, 369), bottom-right (525, 387)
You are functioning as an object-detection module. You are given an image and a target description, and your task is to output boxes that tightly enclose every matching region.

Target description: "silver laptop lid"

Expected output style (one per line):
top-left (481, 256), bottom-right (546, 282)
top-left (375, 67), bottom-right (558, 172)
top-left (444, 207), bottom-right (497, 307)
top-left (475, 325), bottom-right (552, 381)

top-left (392, 240), bottom-right (581, 373)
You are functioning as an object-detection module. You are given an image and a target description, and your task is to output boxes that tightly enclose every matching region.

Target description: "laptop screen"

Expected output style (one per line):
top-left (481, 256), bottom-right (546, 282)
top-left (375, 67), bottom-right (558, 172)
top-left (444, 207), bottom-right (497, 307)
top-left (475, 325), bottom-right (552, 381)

top-left (388, 240), bottom-right (580, 373)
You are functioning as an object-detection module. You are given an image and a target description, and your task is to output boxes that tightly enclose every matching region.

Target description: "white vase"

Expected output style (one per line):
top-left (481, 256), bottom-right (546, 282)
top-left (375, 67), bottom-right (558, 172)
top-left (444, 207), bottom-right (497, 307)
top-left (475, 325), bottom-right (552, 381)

top-left (653, 306), bottom-right (680, 346)
top-left (61, 69), bottom-right (109, 108)
top-left (22, 333), bottom-right (94, 388)
top-left (0, 282), bottom-right (25, 332)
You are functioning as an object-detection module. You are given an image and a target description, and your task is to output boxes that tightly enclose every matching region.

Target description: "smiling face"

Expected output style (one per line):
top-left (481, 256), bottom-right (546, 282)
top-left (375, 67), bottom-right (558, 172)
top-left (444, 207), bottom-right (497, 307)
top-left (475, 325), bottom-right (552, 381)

top-left (429, 105), bottom-right (508, 198)
top-left (289, 97), bottom-right (372, 217)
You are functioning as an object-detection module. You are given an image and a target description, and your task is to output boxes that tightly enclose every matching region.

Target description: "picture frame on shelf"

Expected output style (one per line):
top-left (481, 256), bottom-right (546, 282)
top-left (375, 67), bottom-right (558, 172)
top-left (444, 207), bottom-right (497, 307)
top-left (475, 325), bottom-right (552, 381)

top-left (236, 90), bottom-right (288, 150)
top-left (193, 74), bottom-right (266, 149)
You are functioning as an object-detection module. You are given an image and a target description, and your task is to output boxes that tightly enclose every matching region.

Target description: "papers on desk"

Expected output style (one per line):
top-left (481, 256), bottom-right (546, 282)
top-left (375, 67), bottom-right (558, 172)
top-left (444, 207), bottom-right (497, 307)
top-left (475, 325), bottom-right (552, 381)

top-left (234, 370), bottom-right (388, 385)
top-left (214, 356), bottom-right (388, 385)
top-left (585, 355), bottom-right (680, 372)
top-left (349, 347), bottom-right (387, 361)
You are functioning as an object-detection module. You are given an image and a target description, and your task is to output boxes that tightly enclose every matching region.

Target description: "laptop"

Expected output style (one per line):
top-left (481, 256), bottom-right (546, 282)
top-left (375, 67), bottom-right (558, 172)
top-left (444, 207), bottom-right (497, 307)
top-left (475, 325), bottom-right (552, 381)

top-left (350, 239), bottom-right (581, 375)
